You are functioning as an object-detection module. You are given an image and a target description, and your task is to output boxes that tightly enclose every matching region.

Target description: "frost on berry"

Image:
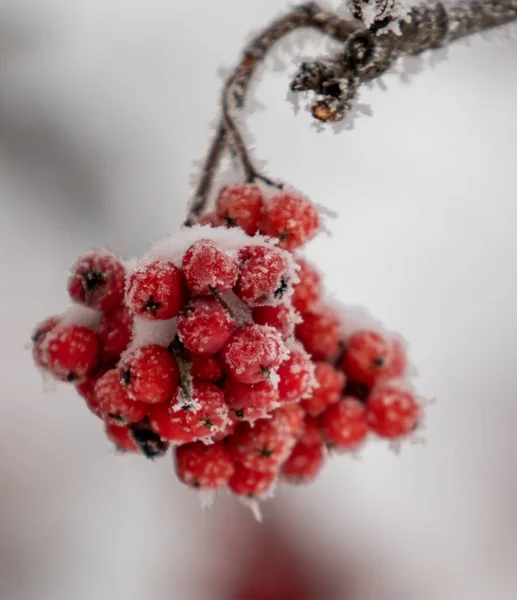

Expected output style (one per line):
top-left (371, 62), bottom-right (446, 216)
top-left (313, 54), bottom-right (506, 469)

top-left (282, 441), bottom-right (326, 483)
top-left (222, 324), bottom-right (287, 384)
top-left (98, 305), bottom-right (134, 365)
top-left (273, 403), bottom-right (305, 438)
top-left (197, 212), bottom-right (223, 227)
top-left (224, 379), bottom-right (279, 423)
top-left (301, 362), bottom-right (345, 417)
top-left (184, 350), bottom-right (223, 382)
top-left (106, 423), bottom-right (139, 453)
top-left (291, 259), bottom-right (321, 313)
top-left (95, 369), bottom-right (148, 425)
top-left (295, 308), bottom-right (342, 361)
top-left (228, 464), bottom-right (276, 499)
top-left (340, 330), bottom-right (406, 388)
top-left (177, 297), bottom-right (236, 356)
top-left (44, 324), bottom-right (100, 382)
top-left (68, 250), bottom-right (126, 312)
top-left (174, 441), bottom-right (235, 490)
top-left (216, 182), bottom-right (265, 235)
top-left (366, 384), bottom-right (420, 439)
top-left (235, 246), bottom-right (291, 307)
top-left (318, 397), bottom-right (369, 450)
top-left (252, 304), bottom-right (295, 339)
top-left (182, 239), bottom-right (239, 295)
top-left (276, 345), bottom-right (315, 404)
top-left (31, 315), bottom-right (60, 369)
top-left (126, 260), bottom-right (187, 320)
top-left (261, 190), bottom-right (319, 250)
top-left (76, 370), bottom-right (107, 418)
top-left (120, 345), bottom-right (179, 404)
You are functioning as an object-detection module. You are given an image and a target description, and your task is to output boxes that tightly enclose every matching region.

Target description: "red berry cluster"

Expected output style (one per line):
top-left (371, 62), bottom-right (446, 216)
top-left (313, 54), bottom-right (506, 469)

top-left (32, 183), bottom-right (424, 508)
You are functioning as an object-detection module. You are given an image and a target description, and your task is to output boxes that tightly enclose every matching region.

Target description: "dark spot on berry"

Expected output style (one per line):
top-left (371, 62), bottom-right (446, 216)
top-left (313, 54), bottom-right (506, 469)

top-left (334, 340), bottom-right (347, 367)
top-left (260, 447), bottom-right (274, 458)
top-left (182, 404), bottom-right (192, 412)
top-left (344, 381), bottom-right (370, 403)
top-left (273, 278), bottom-right (289, 300)
top-left (260, 366), bottom-right (271, 379)
top-left (247, 493), bottom-right (255, 499)
top-left (144, 295), bottom-right (162, 316)
top-left (235, 410), bottom-right (245, 419)
top-left (224, 217), bottom-right (237, 227)
top-left (32, 330), bottom-right (42, 343)
top-left (82, 270), bottom-right (106, 293)
top-left (66, 372), bottom-right (78, 382)
top-left (129, 423), bottom-right (169, 459)
top-left (412, 421), bottom-right (419, 431)
top-left (192, 480), bottom-right (201, 488)
top-left (323, 80), bottom-right (342, 98)
top-left (372, 357), bottom-right (385, 368)
top-left (108, 413), bottom-right (124, 424)
top-left (121, 368), bottom-right (132, 386)
top-left (202, 418), bottom-right (214, 429)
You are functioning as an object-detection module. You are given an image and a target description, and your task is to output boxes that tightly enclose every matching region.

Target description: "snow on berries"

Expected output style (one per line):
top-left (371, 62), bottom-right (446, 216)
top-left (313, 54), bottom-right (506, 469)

top-left (31, 179), bottom-right (427, 515)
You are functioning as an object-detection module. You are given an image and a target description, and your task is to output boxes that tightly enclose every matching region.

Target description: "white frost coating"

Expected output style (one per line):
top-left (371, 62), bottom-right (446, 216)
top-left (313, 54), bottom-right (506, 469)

top-left (198, 490), bottom-right (216, 510)
top-left (128, 316), bottom-right (177, 350)
top-left (60, 303), bottom-right (103, 330)
top-left (239, 497), bottom-right (263, 523)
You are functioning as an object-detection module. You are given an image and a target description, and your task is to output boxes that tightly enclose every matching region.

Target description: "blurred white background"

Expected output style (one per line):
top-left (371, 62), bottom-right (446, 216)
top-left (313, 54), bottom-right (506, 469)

top-left (1, 1), bottom-right (517, 599)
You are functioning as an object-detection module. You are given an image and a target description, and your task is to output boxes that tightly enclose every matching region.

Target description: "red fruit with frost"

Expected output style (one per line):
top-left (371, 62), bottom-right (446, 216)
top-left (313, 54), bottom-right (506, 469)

top-left (222, 324), bottom-right (286, 384)
top-left (76, 369), bottom-right (108, 418)
top-left (215, 182), bottom-right (265, 235)
top-left (105, 423), bottom-right (139, 453)
top-left (282, 441), bottom-right (325, 483)
top-left (366, 384), bottom-right (420, 439)
top-left (301, 362), bottom-right (345, 417)
top-left (274, 403), bottom-right (305, 438)
top-left (252, 304), bottom-right (295, 339)
top-left (211, 419), bottom-right (237, 443)
top-left (177, 297), bottom-right (236, 356)
top-left (262, 190), bottom-right (319, 250)
top-left (184, 350), bottom-right (223, 382)
top-left (276, 346), bottom-right (314, 403)
top-left (224, 378), bottom-right (279, 422)
top-left (44, 324), bottom-right (99, 382)
top-left (120, 345), bottom-right (179, 404)
top-left (340, 330), bottom-right (406, 387)
top-left (182, 239), bottom-right (239, 295)
top-left (98, 305), bottom-right (133, 365)
top-left (174, 441), bottom-right (235, 490)
top-left (148, 402), bottom-right (199, 444)
top-left (318, 397), bottom-right (369, 449)
top-left (68, 250), bottom-right (126, 312)
top-left (31, 315), bottom-right (60, 369)
top-left (299, 415), bottom-right (322, 446)
top-left (95, 369), bottom-right (148, 425)
top-left (295, 308), bottom-right (342, 361)
top-left (228, 465), bottom-right (276, 498)
top-left (292, 259), bottom-right (321, 313)
top-left (126, 260), bottom-right (187, 320)
top-left (235, 245), bottom-right (290, 306)
top-left (197, 212), bottom-right (223, 227)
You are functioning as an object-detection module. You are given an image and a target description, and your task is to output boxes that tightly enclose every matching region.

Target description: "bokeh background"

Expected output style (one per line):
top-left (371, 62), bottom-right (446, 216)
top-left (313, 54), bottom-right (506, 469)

top-left (2, 1), bottom-right (517, 598)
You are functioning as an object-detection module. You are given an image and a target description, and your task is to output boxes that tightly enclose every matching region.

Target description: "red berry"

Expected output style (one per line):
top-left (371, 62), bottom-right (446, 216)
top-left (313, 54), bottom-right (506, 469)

top-left (222, 324), bottom-right (286, 384)
top-left (76, 369), bottom-right (108, 418)
top-left (120, 345), bottom-right (179, 404)
top-left (148, 402), bottom-right (198, 444)
top-left (340, 330), bottom-right (406, 387)
top-left (184, 350), bottom-right (223, 382)
top-left (252, 304), bottom-right (295, 339)
top-left (295, 308), bottom-right (342, 361)
top-left (292, 259), bottom-right (321, 313)
top-left (44, 324), bottom-right (99, 382)
top-left (366, 385), bottom-right (420, 439)
top-left (318, 397), bottom-right (369, 449)
top-left (215, 182), bottom-right (264, 235)
top-left (105, 423), bottom-right (139, 453)
top-left (235, 246), bottom-right (290, 306)
top-left (68, 250), bottom-right (125, 312)
top-left (299, 415), bottom-right (322, 446)
top-left (95, 369), bottom-right (148, 425)
top-left (282, 441), bottom-right (325, 483)
top-left (177, 298), bottom-right (236, 356)
top-left (224, 378), bottom-right (279, 422)
top-left (301, 362), bottom-right (345, 417)
top-left (262, 190), bottom-right (319, 250)
top-left (182, 239), bottom-right (239, 295)
top-left (211, 419), bottom-right (237, 442)
top-left (98, 305), bottom-right (133, 365)
top-left (276, 346), bottom-right (314, 403)
top-left (126, 260), bottom-right (187, 320)
top-left (174, 441), bottom-right (235, 490)
top-left (227, 412), bottom-right (296, 473)
top-left (197, 212), bottom-right (223, 227)
top-left (31, 315), bottom-right (60, 369)
top-left (228, 464), bottom-right (276, 498)
top-left (273, 403), bottom-right (305, 438)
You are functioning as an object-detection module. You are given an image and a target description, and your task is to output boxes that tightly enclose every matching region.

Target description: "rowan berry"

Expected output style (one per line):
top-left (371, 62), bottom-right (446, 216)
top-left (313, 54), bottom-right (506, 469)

top-left (31, 315), bottom-right (60, 369)
top-left (68, 250), bottom-right (126, 312)
top-left (228, 464), bottom-right (276, 498)
top-left (174, 441), bottom-right (235, 490)
top-left (95, 369), bottom-right (148, 425)
top-left (224, 378), bottom-right (279, 422)
top-left (366, 384), bottom-right (420, 439)
top-left (126, 260), bottom-right (187, 320)
top-left (76, 369), bottom-right (108, 418)
top-left (291, 258), bottom-right (321, 313)
top-left (120, 345), bottom-right (179, 404)
top-left (182, 239), bottom-right (239, 295)
top-left (106, 423), bottom-right (139, 453)
top-left (318, 397), bottom-right (369, 449)
top-left (299, 415), bottom-right (322, 446)
top-left (282, 441), bottom-right (325, 482)
top-left (177, 298), bottom-right (236, 356)
top-left (184, 350), bottom-right (223, 382)
top-left (301, 362), bottom-right (345, 417)
top-left (98, 305), bottom-right (133, 365)
top-left (129, 420), bottom-right (170, 458)
top-left (295, 308), bottom-right (342, 361)
top-left (216, 182), bottom-right (264, 235)
top-left (276, 346), bottom-right (314, 403)
top-left (252, 304), bottom-right (295, 339)
top-left (44, 324), bottom-right (99, 382)
top-left (273, 403), bottom-right (305, 438)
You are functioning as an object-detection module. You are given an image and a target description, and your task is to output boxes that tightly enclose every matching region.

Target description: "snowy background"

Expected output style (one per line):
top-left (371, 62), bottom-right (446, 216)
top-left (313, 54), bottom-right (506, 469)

top-left (1, 1), bottom-right (517, 599)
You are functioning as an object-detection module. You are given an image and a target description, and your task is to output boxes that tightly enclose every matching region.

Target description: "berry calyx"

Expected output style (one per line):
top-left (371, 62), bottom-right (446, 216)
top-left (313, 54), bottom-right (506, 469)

top-left (216, 182), bottom-right (264, 235)
top-left (318, 397), bottom-right (369, 450)
top-left (235, 246), bottom-right (290, 306)
top-left (174, 441), bottom-right (235, 490)
top-left (182, 239), bottom-right (239, 295)
top-left (228, 465), bottom-right (276, 498)
top-left (120, 345), bottom-right (179, 404)
top-left (95, 369), bottom-right (148, 425)
top-left (67, 250), bottom-right (126, 312)
top-left (44, 324), bottom-right (99, 382)
top-left (126, 260), bottom-right (187, 320)
top-left (301, 362), bottom-right (345, 417)
top-left (366, 384), bottom-right (420, 439)
top-left (295, 308), bottom-right (342, 361)
top-left (177, 297), bottom-right (236, 356)
top-left (222, 324), bottom-right (287, 384)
